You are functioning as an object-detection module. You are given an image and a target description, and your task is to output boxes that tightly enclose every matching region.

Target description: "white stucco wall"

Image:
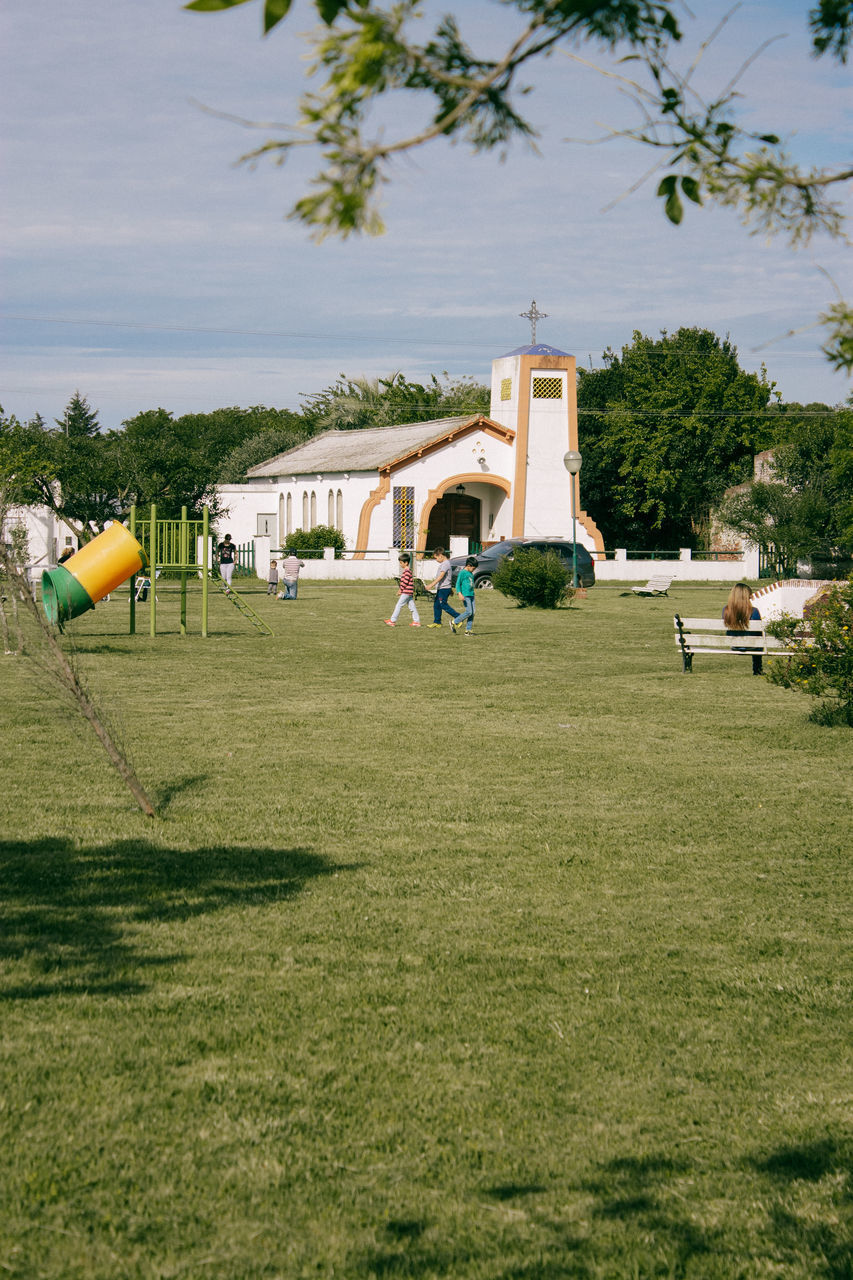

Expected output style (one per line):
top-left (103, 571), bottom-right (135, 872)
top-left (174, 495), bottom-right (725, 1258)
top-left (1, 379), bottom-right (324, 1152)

top-left (523, 367), bottom-right (574, 540)
top-left (367, 430), bottom-right (516, 547)
top-left (489, 354), bottom-right (520, 428)
top-left (217, 474), bottom-right (375, 551)
top-left (216, 425), bottom-right (519, 554)
top-left (2, 504), bottom-right (78, 572)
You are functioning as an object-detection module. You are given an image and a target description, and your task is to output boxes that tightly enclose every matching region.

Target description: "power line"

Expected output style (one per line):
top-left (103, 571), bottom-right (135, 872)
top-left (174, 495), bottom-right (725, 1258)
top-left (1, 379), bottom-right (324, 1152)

top-left (0, 312), bottom-right (832, 364)
top-left (0, 312), bottom-right (500, 349)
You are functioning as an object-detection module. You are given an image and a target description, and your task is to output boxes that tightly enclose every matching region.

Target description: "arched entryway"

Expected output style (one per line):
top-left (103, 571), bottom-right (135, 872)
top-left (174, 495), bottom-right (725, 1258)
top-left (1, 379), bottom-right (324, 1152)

top-left (426, 492), bottom-right (481, 552)
top-left (418, 475), bottom-right (512, 554)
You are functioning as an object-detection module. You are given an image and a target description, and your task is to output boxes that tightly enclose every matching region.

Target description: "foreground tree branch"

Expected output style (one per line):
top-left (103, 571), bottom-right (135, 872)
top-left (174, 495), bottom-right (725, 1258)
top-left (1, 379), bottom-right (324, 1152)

top-left (0, 541), bottom-right (156, 818)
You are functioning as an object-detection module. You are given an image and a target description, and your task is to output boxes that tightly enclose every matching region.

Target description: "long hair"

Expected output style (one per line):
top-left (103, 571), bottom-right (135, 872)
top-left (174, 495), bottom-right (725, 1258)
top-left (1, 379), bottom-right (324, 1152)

top-left (723, 582), bottom-right (753, 630)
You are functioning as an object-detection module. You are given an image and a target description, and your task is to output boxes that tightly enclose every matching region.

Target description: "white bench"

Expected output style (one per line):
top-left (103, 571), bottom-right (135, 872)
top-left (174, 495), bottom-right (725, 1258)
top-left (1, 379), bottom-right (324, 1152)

top-left (673, 614), bottom-right (802, 673)
top-left (633, 575), bottom-right (673, 596)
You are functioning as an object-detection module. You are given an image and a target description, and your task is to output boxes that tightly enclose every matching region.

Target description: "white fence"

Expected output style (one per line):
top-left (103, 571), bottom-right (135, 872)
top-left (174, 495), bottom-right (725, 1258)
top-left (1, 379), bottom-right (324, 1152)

top-left (254, 538), bottom-right (761, 584)
top-left (594, 546), bottom-right (760, 583)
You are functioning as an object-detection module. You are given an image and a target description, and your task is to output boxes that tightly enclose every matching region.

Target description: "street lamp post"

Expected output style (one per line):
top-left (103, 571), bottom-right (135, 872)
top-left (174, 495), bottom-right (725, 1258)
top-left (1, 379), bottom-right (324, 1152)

top-left (563, 449), bottom-right (582, 588)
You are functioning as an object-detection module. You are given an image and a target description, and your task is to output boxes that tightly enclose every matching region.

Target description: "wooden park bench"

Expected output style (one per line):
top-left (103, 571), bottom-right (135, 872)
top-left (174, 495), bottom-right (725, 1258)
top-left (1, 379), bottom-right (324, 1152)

top-left (633, 575), bottom-right (673, 596)
top-left (673, 614), bottom-right (803, 673)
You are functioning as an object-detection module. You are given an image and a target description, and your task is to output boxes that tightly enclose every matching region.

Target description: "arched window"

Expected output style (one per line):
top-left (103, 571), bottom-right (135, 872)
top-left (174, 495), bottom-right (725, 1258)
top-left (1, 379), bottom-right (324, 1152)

top-left (302, 491), bottom-right (309, 529)
top-left (328, 489), bottom-right (335, 526)
top-left (278, 493), bottom-right (285, 545)
top-left (310, 491), bottom-right (317, 528)
top-left (286, 493), bottom-right (293, 536)
top-left (336, 489), bottom-right (343, 532)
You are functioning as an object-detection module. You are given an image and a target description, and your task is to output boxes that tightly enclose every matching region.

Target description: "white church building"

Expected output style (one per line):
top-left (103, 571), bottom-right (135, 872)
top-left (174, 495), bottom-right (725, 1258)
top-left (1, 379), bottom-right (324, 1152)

top-left (217, 339), bottom-right (605, 568)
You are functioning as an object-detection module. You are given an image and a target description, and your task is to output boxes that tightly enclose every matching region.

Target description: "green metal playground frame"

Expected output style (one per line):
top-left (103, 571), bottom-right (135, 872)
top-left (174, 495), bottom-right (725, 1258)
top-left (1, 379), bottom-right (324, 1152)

top-left (127, 505), bottom-right (271, 638)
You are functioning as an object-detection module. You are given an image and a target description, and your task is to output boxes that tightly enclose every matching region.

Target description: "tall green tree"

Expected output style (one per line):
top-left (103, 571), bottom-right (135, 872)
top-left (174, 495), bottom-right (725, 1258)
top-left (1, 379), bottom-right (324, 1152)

top-left (717, 401), bottom-right (853, 573)
top-left (21, 394), bottom-right (122, 540)
top-left (577, 327), bottom-right (774, 548)
top-left (0, 408), bottom-right (55, 516)
top-left (117, 405), bottom-right (302, 515)
top-left (298, 371), bottom-right (489, 434)
top-left (185, 0), bottom-right (853, 367)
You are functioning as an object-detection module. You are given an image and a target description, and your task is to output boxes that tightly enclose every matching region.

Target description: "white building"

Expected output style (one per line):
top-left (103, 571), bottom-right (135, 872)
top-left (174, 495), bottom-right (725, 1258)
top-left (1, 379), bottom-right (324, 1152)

top-left (217, 342), bottom-right (604, 562)
top-left (1, 503), bottom-right (78, 579)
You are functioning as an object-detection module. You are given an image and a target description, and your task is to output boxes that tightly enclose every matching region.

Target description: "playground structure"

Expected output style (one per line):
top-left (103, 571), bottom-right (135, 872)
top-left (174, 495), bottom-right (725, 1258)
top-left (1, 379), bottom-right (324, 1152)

top-left (41, 506), bottom-right (271, 637)
top-left (41, 522), bottom-right (147, 627)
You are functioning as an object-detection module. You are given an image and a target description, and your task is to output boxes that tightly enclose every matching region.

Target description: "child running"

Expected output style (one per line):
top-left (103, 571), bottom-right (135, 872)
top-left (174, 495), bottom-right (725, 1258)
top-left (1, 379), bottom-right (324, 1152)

top-left (384, 555), bottom-right (421, 627)
top-left (451, 557), bottom-right (477, 635)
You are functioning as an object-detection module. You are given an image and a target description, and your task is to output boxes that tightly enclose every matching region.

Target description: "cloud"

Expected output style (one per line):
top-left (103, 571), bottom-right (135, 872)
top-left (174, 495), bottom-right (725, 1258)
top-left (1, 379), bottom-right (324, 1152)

top-left (0, 0), bottom-right (849, 426)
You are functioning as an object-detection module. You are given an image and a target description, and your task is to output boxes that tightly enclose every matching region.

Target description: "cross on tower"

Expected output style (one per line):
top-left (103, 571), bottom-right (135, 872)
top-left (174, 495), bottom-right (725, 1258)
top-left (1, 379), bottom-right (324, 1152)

top-left (520, 299), bottom-right (548, 344)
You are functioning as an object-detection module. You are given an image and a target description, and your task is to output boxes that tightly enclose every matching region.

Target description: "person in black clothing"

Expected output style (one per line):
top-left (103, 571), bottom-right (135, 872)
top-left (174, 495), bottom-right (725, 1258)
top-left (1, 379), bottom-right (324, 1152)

top-left (218, 534), bottom-right (236, 592)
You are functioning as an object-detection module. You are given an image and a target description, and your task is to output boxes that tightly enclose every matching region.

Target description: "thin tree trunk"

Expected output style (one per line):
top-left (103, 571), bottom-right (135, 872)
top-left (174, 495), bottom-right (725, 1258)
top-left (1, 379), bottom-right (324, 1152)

top-left (0, 549), bottom-right (156, 818)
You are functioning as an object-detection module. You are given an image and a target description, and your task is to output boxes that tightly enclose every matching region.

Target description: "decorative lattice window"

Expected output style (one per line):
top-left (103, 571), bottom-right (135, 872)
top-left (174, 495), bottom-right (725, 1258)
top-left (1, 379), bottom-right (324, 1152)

top-left (500, 377), bottom-right (512, 401)
top-left (393, 486), bottom-right (415, 549)
top-left (532, 376), bottom-right (563, 399)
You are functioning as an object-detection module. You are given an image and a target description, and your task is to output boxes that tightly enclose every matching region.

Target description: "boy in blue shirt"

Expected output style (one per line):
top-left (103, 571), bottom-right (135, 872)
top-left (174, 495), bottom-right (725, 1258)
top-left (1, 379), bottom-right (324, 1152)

top-left (451, 557), bottom-right (478, 635)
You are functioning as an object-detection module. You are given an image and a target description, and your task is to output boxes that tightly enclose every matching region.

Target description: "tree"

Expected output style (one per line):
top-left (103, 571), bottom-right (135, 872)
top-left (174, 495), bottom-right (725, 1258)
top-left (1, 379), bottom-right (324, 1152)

top-left (118, 405), bottom-right (299, 515)
top-left (185, 0), bottom-right (853, 367)
top-left (766, 574), bottom-right (853, 727)
top-left (577, 327), bottom-right (774, 548)
top-left (20, 394), bottom-right (122, 541)
top-left (218, 423), bottom-right (307, 482)
top-left (298, 371), bottom-right (489, 434)
top-left (0, 408), bottom-right (55, 515)
top-left (717, 402), bottom-right (853, 574)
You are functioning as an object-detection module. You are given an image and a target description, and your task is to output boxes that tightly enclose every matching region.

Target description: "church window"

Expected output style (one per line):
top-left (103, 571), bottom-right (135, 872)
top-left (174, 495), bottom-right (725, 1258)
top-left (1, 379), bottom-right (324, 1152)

top-left (310, 491), bottom-right (317, 527)
top-left (392, 486), bottom-right (415, 549)
top-left (302, 491), bottom-right (309, 528)
top-left (500, 377), bottom-right (512, 401)
top-left (286, 493), bottom-right (293, 535)
top-left (336, 490), bottom-right (343, 531)
top-left (532, 376), bottom-right (563, 399)
top-left (328, 489), bottom-right (335, 525)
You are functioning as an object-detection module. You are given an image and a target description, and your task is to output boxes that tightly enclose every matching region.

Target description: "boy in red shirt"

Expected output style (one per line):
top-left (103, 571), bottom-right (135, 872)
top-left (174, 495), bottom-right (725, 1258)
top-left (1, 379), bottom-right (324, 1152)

top-left (385, 555), bottom-right (421, 627)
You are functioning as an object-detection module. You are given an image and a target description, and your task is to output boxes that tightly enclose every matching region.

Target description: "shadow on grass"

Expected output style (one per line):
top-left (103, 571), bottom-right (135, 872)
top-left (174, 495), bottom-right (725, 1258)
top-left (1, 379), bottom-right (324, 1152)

top-left (0, 837), bottom-right (354, 1001)
top-left (352, 1138), bottom-right (851, 1278)
top-left (152, 772), bottom-right (209, 811)
top-left (748, 1136), bottom-right (853, 1279)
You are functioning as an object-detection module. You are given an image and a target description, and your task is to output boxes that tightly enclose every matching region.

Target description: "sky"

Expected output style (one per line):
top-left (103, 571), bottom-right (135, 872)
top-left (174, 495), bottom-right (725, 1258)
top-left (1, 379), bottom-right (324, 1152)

top-left (1, 0), bottom-right (851, 429)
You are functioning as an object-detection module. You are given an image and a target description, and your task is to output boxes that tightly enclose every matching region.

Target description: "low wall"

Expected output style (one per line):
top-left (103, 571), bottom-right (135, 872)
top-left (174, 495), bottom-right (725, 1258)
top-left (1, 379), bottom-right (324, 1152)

top-left (254, 541), bottom-right (761, 585)
top-left (594, 546), bottom-right (759, 583)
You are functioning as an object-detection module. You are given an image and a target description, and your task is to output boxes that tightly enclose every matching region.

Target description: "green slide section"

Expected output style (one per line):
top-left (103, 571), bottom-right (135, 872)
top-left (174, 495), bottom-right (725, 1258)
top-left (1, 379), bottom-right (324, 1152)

top-left (41, 566), bottom-right (95, 627)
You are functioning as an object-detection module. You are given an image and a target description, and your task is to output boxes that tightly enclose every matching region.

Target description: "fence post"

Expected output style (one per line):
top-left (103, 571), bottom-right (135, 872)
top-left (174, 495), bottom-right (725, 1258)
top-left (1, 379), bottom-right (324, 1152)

top-left (149, 503), bottom-right (157, 638)
top-left (201, 506), bottom-right (209, 638)
top-left (129, 505), bottom-right (137, 636)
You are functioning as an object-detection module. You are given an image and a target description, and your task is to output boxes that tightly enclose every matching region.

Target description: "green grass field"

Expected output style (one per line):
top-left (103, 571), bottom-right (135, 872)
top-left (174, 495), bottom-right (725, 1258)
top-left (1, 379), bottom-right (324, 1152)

top-left (1, 579), bottom-right (851, 1279)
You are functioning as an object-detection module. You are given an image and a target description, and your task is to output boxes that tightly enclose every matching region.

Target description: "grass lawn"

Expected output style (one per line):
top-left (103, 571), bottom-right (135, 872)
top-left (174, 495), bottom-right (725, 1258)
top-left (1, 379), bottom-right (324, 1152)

top-left (1, 578), bottom-right (851, 1279)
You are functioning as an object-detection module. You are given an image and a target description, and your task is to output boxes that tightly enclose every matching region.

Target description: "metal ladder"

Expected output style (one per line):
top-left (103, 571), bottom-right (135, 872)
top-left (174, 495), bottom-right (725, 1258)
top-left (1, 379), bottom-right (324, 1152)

top-left (210, 574), bottom-right (273, 636)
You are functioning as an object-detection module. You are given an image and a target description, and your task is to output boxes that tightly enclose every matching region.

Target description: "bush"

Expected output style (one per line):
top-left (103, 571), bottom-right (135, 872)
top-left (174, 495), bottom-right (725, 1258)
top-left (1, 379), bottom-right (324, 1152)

top-left (283, 526), bottom-right (346, 558)
top-left (766, 574), bottom-right (853, 725)
top-left (491, 547), bottom-right (575, 609)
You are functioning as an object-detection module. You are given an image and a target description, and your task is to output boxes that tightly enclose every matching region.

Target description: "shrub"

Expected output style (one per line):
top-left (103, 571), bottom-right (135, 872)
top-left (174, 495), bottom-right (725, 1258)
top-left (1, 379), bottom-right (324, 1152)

top-left (491, 547), bottom-right (575, 609)
top-left (766, 574), bottom-right (853, 725)
top-left (283, 526), bottom-right (346, 558)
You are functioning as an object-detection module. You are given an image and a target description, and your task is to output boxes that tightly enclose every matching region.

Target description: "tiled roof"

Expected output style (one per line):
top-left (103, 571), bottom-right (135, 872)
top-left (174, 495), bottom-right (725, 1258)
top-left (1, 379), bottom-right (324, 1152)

top-left (247, 416), bottom-right (485, 477)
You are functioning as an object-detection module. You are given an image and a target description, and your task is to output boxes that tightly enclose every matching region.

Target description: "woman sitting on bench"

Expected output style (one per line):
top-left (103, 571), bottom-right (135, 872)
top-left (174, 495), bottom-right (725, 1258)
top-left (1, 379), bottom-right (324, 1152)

top-left (723, 582), bottom-right (763, 675)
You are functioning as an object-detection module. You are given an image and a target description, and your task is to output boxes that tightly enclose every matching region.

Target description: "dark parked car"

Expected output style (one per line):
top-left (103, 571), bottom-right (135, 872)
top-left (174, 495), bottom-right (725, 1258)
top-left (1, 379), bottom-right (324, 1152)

top-left (448, 538), bottom-right (595, 589)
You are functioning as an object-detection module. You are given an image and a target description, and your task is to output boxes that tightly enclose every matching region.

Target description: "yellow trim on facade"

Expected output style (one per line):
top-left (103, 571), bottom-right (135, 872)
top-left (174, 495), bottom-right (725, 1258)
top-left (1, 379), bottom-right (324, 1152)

top-left (578, 509), bottom-right (606, 555)
top-left (352, 473), bottom-right (390, 560)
